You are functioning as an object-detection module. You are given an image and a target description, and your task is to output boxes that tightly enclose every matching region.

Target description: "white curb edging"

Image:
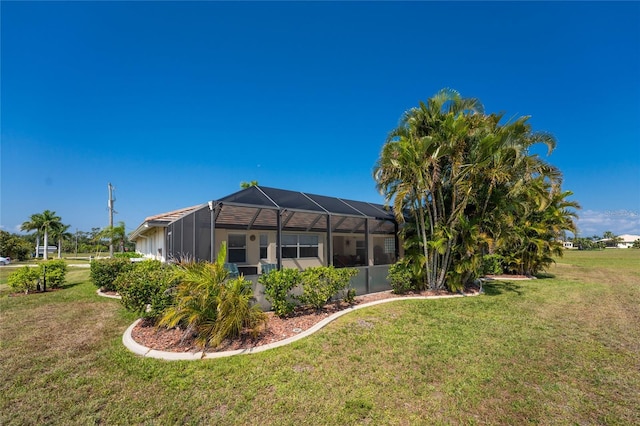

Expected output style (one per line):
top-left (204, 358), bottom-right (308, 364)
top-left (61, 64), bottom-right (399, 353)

top-left (122, 292), bottom-right (479, 361)
top-left (97, 289), bottom-right (122, 299)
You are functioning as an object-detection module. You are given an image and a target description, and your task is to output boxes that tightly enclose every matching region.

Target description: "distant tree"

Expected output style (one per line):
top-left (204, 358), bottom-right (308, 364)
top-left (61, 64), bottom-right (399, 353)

top-left (21, 210), bottom-right (63, 260)
top-left (0, 231), bottom-right (32, 260)
top-left (602, 231), bottom-right (623, 248)
top-left (632, 239), bottom-right (640, 249)
top-left (97, 221), bottom-right (129, 255)
top-left (240, 180), bottom-right (259, 189)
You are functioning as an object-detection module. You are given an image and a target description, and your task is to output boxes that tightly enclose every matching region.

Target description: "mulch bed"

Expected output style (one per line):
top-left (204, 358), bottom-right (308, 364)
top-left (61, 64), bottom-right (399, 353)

top-left (131, 287), bottom-right (478, 353)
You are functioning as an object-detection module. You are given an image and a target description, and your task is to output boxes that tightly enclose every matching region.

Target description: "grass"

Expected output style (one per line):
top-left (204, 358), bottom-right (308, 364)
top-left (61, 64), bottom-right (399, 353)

top-left (1, 250), bottom-right (639, 424)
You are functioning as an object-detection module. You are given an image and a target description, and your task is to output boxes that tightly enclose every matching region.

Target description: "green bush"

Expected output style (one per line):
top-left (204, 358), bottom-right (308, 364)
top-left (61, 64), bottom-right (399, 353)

top-left (388, 259), bottom-right (414, 294)
top-left (159, 243), bottom-right (266, 349)
top-left (7, 266), bottom-right (40, 293)
top-left (258, 268), bottom-right (301, 317)
top-left (297, 266), bottom-right (358, 310)
top-left (90, 258), bottom-right (132, 291)
top-left (40, 259), bottom-right (68, 289)
top-left (213, 276), bottom-right (267, 347)
top-left (114, 252), bottom-right (144, 259)
top-left (481, 254), bottom-right (505, 276)
top-left (114, 260), bottom-right (178, 319)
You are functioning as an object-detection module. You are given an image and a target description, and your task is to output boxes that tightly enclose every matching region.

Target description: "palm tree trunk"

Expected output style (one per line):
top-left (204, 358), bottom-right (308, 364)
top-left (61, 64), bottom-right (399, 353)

top-left (43, 230), bottom-right (49, 260)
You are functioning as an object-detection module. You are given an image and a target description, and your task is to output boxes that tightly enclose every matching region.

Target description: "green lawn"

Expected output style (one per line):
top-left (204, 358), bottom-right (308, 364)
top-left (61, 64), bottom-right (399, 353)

top-left (1, 250), bottom-right (638, 424)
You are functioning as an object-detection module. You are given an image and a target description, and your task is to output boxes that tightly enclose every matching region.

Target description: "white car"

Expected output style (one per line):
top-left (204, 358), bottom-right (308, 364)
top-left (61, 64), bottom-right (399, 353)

top-left (0, 256), bottom-right (10, 265)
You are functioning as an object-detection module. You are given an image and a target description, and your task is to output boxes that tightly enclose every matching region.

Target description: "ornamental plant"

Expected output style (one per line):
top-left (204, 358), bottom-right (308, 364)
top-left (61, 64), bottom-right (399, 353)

top-left (40, 259), bottom-right (68, 289)
top-left (258, 268), bottom-right (301, 317)
top-left (90, 257), bottom-right (132, 292)
top-left (114, 260), bottom-right (178, 320)
top-left (387, 259), bottom-right (414, 294)
top-left (297, 266), bottom-right (358, 310)
top-left (7, 266), bottom-right (40, 294)
top-left (158, 243), bottom-right (266, 349)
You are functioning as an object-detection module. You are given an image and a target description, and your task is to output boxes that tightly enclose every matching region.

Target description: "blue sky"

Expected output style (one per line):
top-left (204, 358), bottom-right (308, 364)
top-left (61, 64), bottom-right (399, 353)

top-left (1, 1), bottom-right (639, 238)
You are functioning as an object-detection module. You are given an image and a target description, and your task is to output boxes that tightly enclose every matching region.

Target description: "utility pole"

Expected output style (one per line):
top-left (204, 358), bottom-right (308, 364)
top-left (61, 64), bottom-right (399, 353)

top-left (108, 183), bottom-right (115, 257)
top-left (75, 228), bottom-right (78, 257)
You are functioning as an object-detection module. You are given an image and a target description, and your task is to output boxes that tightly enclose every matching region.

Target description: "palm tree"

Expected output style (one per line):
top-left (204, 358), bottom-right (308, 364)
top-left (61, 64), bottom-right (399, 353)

top-left (375, 88), bottom-right (579, 288)
top-left (374, 89), bottom-right (484, 290)
top-left (51, 223), bottom-right (72, 259)
top-left (240, 180), bottom-right (259, 189)
top-left (98, 221), bottom-right (127, 255)
top-left (21, 210), bottom-right (62, 260)
top-left (21, 213), bottom-right (43, 259)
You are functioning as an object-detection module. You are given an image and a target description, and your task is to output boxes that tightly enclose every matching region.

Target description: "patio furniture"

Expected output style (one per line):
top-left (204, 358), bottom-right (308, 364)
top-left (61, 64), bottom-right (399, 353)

top-left (261, 263), bottom-right (278, 275)
top-left (224, 263), bottom-right (240, 278)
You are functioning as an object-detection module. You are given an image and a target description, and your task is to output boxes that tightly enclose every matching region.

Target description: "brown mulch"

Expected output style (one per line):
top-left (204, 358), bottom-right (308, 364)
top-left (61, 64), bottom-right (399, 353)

top-left (131, 287), bottom-right (478, 353)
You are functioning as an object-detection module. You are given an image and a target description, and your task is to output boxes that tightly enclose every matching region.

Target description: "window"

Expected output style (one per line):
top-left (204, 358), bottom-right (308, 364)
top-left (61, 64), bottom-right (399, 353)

top-left (228, 234), bottom-right (246, 263)
top-left (384, 237), bottom-right (395, 254)
top-left (260, 234), bottom-right (268, 259)
top-left (281, 234), bottom-right (319, 259)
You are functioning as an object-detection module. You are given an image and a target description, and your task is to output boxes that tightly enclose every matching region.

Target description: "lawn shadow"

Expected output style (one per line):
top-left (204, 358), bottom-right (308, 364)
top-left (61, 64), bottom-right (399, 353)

top-left (482, 280), bottom-right (524, 296)
top-left (535, 272), bottom-right (556, 279)
top-left (60, 280), bottom-right (86, 290)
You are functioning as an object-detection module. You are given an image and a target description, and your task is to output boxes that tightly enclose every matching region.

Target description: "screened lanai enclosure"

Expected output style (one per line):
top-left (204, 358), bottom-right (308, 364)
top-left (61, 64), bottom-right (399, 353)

top-left (163, 186), bottom-right (399, 297)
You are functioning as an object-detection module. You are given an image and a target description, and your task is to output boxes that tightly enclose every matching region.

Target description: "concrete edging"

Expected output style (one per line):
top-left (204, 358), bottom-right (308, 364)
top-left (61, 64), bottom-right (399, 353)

top-left (96, 289), bottom-right (122, 299)
top-left (122, 292), bottom-right (479, 361)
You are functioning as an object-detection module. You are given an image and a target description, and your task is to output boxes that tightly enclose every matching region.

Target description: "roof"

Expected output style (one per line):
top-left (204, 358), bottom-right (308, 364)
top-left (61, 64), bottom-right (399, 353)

top-left (619, 234), bottom-right (640, 243)
top-left (210, 186), bottom-right (396, 233)
top-left (218, 186), bottom-right (395, 221)
top-left (144, 204), bottom-right (204, 223)
top-left (131, 186), bottom-right (397, 240)
top-left (129, 204), bottom-right (204, 240)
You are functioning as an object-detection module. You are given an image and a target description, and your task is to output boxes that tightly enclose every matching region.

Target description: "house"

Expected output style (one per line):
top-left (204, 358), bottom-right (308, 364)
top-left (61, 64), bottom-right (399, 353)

top-left (129, 186), bottom-right (400, 296)
top-left (35, 245), bottom-right (58, 257)
top-left (129, 205), bottom-right (203, 262)
top-left (616, 234), bottom-right (640, 248)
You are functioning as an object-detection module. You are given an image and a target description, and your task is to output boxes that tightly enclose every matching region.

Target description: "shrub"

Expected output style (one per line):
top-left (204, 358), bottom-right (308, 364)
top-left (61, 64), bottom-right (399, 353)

top-left (297, 266), bottom-right (358, 310)
top-left (481, 254), bottom-right (505, 276)
top-left (7, 266), bottom-right (40, 293)
top-left (114, 252), bottom-right (144, 259)
top-left (388, 259), bottom-right (414, 294)
top-left (114, 260), bottom-right (178, 319)
top-left (258, 268), bottom-right (301, 317)
top-left (212, 276), bottom-right (267, 347)
top-left (159, 243), bottom-right (266, 349)
top-left (343, 287), bottom-right (357, 305)
top-left (40, 259), bottom-right (67, 289)
top-left (90, 258), bottom-right (132, 291)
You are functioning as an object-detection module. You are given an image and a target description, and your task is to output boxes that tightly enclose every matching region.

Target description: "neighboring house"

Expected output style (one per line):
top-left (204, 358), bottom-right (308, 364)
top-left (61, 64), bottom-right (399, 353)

top-left (129, 186), bottom-right (400, 297)
top-left (597, 234), bottom-right (640, 248)
top-left (616, 234), bottom-right (640, 248)
top-left (562, 241), bottom-right (575, 249)
top-left (35, 245), bottom-right (58, 257)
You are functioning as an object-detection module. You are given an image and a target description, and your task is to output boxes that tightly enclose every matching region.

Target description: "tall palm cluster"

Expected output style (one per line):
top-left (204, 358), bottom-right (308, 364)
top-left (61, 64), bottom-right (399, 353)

top-left (20, 210), bottom-right (70, 260)
top-left (374, 89), bottom-right (579, 291)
